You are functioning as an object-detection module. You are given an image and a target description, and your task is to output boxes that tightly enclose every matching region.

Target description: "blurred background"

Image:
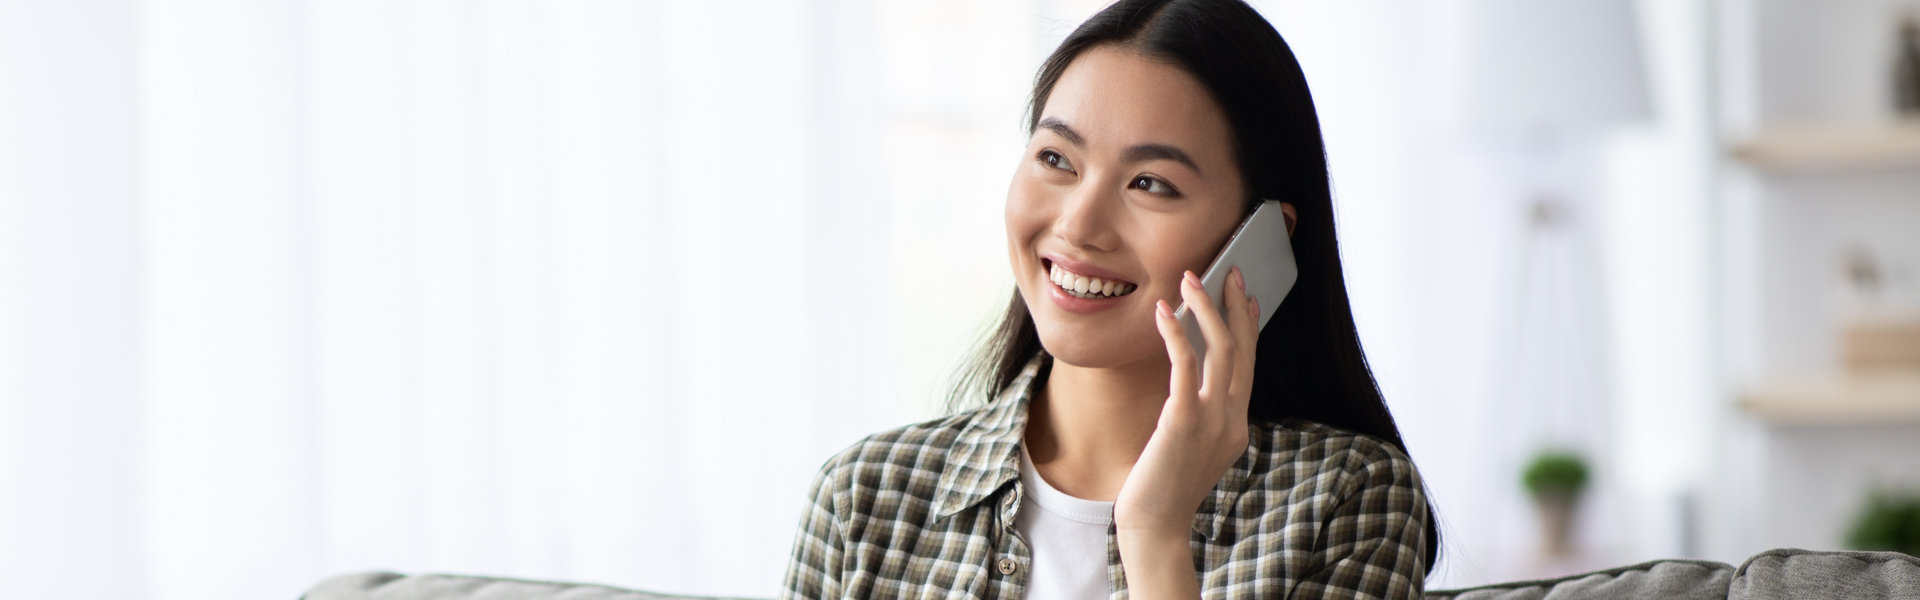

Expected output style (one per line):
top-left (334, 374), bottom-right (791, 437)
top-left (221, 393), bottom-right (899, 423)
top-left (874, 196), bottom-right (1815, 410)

top-left (4, 0), bottom-right (1919, 597)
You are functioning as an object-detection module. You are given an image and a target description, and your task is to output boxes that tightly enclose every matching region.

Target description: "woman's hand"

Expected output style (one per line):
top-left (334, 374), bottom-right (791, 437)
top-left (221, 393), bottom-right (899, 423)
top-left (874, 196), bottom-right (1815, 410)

top-left (1115, 266), bottom-right (1259, 539)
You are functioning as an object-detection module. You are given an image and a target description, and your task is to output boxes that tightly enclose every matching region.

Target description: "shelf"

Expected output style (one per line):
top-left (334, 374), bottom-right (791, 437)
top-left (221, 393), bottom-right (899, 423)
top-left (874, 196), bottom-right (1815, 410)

top-left (1729, 119), bottom-right (1920, 173)
top-left (1739, 370), bottom-right (1920, 425)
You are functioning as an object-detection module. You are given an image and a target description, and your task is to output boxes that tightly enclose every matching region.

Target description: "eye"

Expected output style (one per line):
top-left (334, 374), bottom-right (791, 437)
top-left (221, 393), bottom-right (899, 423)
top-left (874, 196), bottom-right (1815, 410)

top-left (1131, 175), bottom-right (1179, 196)
top-left (1036, 149), bottom-right (1075, 173)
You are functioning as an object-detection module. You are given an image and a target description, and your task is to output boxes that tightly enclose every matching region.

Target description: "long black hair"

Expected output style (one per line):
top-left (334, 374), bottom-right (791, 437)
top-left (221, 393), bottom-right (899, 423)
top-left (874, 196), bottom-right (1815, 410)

top-left (948, 0), bottom-right (1440, 572)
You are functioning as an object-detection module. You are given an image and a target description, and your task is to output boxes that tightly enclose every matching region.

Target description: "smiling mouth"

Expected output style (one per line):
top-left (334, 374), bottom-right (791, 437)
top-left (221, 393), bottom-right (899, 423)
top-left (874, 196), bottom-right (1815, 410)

top-left (1043, 259), bottom-right (1137, 299)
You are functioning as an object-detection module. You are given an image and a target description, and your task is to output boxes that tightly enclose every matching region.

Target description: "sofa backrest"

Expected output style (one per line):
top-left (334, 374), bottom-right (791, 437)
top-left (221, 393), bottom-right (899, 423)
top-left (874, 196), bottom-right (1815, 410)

top-left (304, 549), bottom-right (1920, 600)
top-left (302, 571), bottom-right (754, 600)
top-left (1421, 549), bottom-right (1920, 600)
top-left (1421, 559), bottom-right (1734, 599)
top-left (1727, 548), bottom-right (1920, 599)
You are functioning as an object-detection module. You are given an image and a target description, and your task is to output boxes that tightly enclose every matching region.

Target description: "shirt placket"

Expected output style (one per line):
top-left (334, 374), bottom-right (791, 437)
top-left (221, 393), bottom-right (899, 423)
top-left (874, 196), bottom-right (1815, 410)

top-left (987, 485), bottom-right (1030, 599)
top-left (1105, 518), bottom-right (1127, 600)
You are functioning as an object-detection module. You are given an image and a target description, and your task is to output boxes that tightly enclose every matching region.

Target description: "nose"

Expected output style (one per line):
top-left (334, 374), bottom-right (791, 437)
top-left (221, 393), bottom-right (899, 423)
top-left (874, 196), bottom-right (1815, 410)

top-left (1052, 181), bottom-right (1119, 252)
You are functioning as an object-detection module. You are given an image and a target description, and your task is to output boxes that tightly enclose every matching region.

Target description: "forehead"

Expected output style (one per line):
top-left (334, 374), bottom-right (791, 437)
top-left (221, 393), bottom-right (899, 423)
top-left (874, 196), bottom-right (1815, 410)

top-left (1038, 45), bottom-right (1232, 157)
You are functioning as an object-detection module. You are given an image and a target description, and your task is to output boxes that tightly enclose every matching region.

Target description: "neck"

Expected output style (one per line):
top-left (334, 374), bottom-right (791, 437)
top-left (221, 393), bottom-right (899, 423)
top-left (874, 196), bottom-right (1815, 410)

top-left (1024, 353), bottom-right (1170, 501)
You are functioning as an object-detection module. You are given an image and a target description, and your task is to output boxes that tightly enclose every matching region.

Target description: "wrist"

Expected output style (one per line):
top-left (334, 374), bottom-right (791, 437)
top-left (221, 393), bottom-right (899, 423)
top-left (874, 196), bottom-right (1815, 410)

top-left (1115, 524), bottom-right (1201, 599)
top-left (1114, 507), bottom-right (1196, 542)
top-left (1115, 522), bottom-right (1192, 552)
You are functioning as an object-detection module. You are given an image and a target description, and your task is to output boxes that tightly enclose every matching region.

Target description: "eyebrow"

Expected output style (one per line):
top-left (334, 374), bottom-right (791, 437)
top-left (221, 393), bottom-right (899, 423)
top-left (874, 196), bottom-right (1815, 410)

top-left (1037, 116), bottom-right (1204, 176)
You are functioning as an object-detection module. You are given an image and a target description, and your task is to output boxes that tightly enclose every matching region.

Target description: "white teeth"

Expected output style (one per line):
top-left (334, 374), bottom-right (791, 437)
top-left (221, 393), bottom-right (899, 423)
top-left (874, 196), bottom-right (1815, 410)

top-left (1047, 262), bottom-right (1135, 298)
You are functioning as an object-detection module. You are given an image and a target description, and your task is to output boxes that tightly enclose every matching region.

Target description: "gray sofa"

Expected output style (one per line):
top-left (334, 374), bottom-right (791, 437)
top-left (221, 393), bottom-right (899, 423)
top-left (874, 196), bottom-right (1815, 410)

top-left (302, 548), bottom-right (1920, 599)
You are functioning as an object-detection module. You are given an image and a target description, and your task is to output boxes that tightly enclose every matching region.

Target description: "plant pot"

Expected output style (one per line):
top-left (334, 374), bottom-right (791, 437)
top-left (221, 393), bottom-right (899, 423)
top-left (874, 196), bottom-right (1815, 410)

top-left (1532, 489), bottom-right (1580, 557)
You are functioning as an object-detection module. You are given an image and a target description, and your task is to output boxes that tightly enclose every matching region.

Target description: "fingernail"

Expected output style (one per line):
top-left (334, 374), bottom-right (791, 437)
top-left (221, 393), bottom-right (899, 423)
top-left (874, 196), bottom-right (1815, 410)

top-left (1250, 297), bottom-right (1260, 318)
top-left (1184, 270), bottom-right (1200, 287)
top-left (1233, 266), bottom-right (1245, 292)
top-left (1156, 299), bottom-right (1172, 318)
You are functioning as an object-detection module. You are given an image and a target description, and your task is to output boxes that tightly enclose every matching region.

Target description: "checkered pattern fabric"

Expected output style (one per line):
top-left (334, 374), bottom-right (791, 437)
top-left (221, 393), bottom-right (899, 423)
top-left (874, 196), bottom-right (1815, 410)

top-left (781, 353), bottom-right (1430, 599)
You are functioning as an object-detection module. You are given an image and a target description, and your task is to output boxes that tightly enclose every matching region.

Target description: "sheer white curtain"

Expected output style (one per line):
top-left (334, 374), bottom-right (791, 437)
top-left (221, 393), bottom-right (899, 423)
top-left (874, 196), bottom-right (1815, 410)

top-left (1, 0), bottom-right (1704, 597)
top-left (3, 0), bottom-right (1070, 597)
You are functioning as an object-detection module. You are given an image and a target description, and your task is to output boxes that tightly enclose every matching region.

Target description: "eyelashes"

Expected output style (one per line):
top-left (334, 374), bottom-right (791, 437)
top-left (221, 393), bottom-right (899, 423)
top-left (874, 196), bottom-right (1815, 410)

top-left (1131, 175), bottom-right (1175, 195)
top-left (1036, 149), bottom-right (1074, 172)
top-left (1034, 149), bottom-right (1182, 197)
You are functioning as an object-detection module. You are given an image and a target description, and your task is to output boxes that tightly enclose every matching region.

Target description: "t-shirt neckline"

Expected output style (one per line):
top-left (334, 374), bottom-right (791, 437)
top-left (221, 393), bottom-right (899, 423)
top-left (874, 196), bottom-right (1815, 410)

top-left (1017, 445), bottom-right (1115, 525)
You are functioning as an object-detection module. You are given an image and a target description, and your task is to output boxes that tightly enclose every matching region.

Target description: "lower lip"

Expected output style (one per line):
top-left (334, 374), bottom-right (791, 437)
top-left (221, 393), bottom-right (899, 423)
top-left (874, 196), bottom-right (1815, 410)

top-left (1045, 268), bottom-right (1132, 314)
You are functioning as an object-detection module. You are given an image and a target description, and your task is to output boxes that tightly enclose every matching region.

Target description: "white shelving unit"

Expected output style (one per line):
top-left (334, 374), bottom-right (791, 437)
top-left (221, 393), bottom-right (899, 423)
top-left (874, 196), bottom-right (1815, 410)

top-left (1727, 122), bottom-right (1920, 427)
top-left (1709, 0), bottom-right (1920, 563)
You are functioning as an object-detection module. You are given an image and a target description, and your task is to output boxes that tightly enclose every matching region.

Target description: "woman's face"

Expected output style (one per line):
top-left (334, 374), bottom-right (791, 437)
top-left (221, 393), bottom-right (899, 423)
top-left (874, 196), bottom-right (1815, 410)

top-left (1006, 44), bottom-right (1249, 370)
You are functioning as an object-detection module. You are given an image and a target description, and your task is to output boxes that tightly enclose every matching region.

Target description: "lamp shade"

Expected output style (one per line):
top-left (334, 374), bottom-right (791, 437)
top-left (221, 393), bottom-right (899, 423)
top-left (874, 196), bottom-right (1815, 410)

top-left (1455, 0), bottom-right (1653, 134)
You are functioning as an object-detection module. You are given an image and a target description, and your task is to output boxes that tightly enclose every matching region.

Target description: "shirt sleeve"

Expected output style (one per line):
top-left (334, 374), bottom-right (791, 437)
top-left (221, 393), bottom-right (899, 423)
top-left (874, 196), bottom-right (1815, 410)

top-left (1287, 444), bottom-right (1430, 600)
top-left (780, 457), bottom-right (846, 600)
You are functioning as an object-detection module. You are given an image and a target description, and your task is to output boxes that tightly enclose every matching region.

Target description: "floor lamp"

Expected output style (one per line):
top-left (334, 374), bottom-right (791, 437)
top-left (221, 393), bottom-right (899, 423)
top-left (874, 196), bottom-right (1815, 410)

top-left (1456, 0), bottom-right (1652, 569)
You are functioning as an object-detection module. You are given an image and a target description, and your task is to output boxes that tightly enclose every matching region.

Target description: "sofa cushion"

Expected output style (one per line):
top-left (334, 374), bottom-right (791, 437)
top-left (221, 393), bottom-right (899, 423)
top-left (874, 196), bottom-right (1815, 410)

top-left (301, 571), bottom-right (760, 600)
top-left (1728, 548), bottom-right (1920, 599)
top-left (1422, 559), bottom-right (1735, 600)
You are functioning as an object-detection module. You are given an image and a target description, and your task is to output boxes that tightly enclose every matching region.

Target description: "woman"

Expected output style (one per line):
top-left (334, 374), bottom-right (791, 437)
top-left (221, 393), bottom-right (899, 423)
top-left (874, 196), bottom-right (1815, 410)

top-left (782, 0), bottom-right (1439, 597)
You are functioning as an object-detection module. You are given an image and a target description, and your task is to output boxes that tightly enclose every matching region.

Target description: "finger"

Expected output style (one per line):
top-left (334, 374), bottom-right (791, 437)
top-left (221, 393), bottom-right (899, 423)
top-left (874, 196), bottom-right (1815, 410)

top-left (1236, 296), bottom-right (1259, 419)
top-left (1153, 299), bottom-right (1200, 405)
top-left (1180, 270), bottom-right (1235, 402)
top-left (1224, 266), bottom-right (1259, 399)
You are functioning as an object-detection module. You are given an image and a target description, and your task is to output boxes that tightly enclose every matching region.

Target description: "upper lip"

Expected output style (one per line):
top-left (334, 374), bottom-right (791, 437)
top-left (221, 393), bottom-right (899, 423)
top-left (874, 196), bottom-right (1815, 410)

top-left (1042, 253), bottom-right (1137, 285)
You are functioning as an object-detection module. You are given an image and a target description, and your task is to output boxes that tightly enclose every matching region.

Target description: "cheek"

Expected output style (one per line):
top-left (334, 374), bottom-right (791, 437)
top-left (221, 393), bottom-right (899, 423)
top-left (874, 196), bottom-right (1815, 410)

top-left (1176, 240), bottom-right (1219, 275)
top-left (1142, 230), bottom-right (1227, 296)
top-left (1004, 176), bottom-right (1051, 246)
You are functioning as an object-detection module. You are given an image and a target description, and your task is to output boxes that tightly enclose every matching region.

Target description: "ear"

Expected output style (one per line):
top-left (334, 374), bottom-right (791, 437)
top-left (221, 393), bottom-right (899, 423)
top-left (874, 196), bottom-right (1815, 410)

top-left (1279, 202), bottom-right (1298, 237)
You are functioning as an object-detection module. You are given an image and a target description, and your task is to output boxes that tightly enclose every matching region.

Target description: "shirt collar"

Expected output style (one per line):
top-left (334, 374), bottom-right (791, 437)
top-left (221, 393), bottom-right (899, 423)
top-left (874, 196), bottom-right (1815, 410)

top-left (931, 353), bottom-right (1042, 523)
top-left (930, 351), bottom-right (1253, 541)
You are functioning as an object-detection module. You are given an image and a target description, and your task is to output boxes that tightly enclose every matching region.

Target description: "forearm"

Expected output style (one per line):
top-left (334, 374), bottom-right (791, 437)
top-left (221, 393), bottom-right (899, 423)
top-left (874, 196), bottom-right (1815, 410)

top-left (1116, 527), bottom-right (1203, 600)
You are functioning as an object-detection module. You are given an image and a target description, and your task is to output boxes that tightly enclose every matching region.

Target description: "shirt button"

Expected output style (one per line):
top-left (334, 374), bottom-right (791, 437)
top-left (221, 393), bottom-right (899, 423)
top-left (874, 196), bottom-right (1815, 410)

top-left (997, 558), bottom-right (1019, 575)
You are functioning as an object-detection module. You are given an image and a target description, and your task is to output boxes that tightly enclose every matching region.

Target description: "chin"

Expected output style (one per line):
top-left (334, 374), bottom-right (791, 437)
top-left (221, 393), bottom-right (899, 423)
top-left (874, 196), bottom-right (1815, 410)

top-left (1033, 320), bottom-right (1158, 370)
top-left (1018, 281), bottom-right (1150, 368)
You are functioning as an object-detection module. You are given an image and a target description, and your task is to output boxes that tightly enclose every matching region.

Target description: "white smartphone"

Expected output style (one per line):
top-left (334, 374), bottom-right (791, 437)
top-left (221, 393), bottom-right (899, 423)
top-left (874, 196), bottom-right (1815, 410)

top-left (1173, 199), bottom-right (1298, 356)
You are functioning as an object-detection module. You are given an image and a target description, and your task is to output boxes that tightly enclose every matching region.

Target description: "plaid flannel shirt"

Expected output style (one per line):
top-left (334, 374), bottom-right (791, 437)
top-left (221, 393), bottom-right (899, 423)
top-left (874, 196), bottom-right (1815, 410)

top-left (781, 353), bottom-right (1430, 599)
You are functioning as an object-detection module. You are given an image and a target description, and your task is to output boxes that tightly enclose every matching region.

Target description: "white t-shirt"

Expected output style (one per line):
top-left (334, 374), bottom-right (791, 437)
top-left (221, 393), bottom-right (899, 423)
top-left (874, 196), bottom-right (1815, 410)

top-left (1014, 446), bottom-right (1115, 599)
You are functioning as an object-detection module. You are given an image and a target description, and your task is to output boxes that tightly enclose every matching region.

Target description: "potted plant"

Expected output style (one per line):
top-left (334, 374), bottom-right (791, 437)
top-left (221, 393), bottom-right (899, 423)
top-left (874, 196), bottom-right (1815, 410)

top-left (1845, 486), bottom-right (1920, 556)
top-left (1522, 449), bottom-right (1591, 557)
